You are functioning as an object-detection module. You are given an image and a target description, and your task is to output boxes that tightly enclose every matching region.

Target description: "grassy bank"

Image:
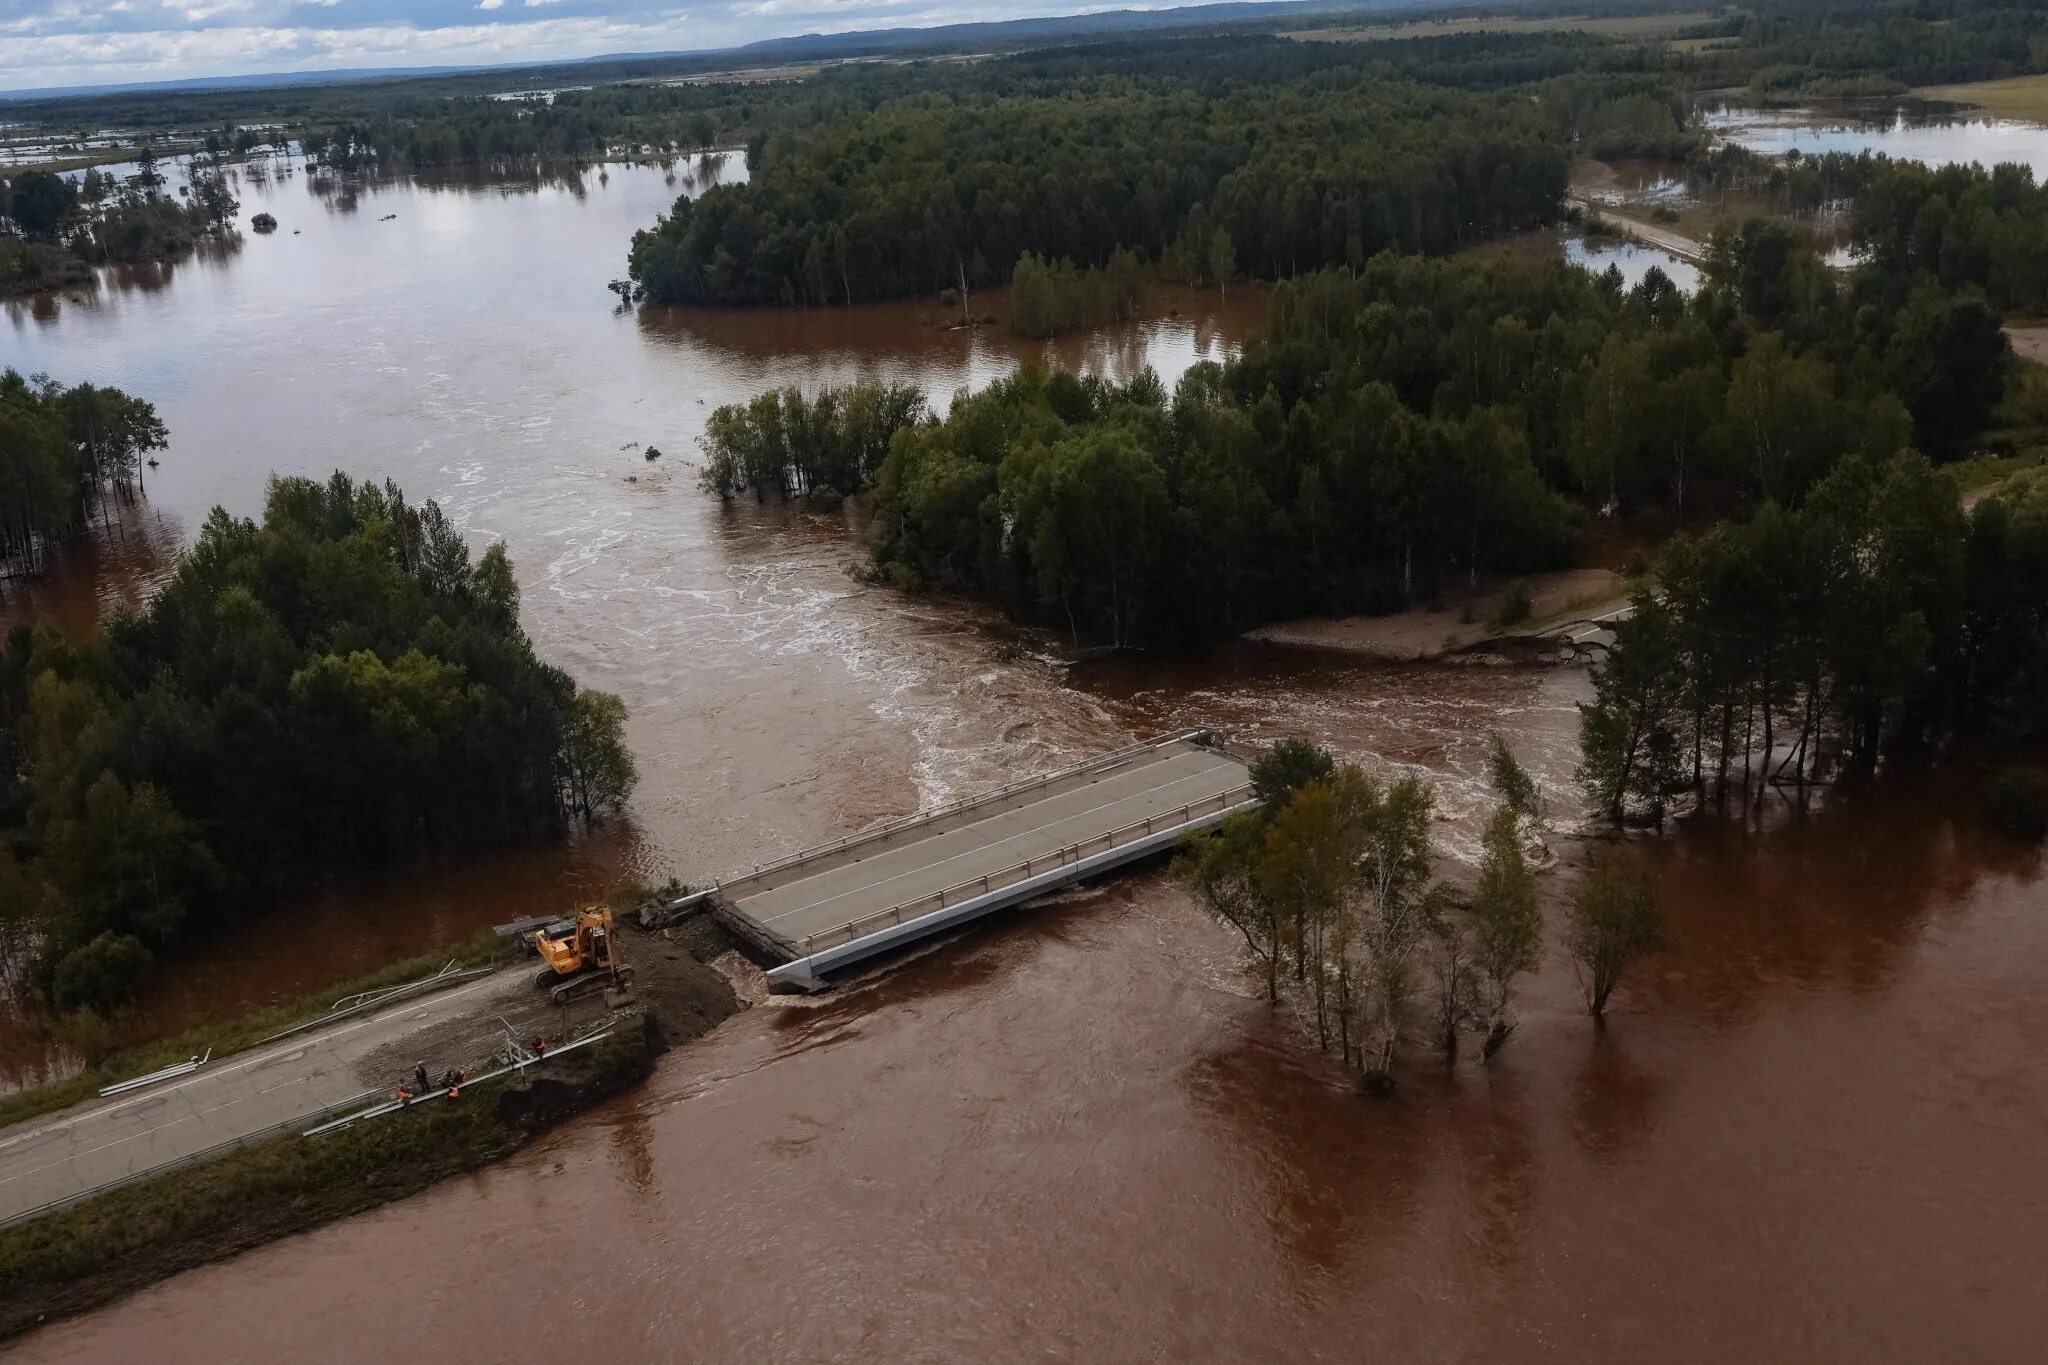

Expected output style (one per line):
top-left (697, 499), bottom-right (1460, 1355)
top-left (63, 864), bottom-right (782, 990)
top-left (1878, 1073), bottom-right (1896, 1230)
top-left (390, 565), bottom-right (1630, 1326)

top-left (0, 1016), bottom-right (663, 1343)
top-left (0, 931), bottom-right (507, 1134)
top-left (1916, 74), bottom-right (2048, 123)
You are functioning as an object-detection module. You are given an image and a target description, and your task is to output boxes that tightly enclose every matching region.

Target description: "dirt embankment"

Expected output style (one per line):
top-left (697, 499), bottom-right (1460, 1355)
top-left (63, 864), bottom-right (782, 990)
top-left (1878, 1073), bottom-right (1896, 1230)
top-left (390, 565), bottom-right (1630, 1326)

top-left (355, 913), bottom-right (751, 1094)
top-left (0, 918), bottom-right (754, 1344)
top-left (1245, 568), bottom-right (1626, 661)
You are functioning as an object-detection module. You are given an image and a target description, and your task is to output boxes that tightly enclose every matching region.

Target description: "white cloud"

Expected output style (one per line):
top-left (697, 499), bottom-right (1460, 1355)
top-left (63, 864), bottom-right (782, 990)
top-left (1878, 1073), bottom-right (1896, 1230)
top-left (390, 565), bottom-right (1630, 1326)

top-left (0, 0), bottom-right (1231, 91)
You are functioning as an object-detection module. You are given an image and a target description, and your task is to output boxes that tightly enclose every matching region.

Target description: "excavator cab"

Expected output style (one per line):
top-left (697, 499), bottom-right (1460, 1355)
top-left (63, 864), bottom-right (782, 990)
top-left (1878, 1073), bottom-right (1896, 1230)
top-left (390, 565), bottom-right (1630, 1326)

top-left (533, 907), bottom-right (629, 999)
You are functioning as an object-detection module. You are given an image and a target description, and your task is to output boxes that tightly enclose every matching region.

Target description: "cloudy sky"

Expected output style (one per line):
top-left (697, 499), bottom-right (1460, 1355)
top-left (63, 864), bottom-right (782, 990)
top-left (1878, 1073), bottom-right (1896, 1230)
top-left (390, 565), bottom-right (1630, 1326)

top-left (0, 0), bottom-right (1149, 92)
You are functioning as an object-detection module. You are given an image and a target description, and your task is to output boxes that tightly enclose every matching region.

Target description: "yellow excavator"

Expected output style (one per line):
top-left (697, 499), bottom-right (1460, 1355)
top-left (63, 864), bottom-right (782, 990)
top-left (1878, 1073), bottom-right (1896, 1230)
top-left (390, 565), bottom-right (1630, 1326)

top-left (532, 906), bottom-right (634, 1004)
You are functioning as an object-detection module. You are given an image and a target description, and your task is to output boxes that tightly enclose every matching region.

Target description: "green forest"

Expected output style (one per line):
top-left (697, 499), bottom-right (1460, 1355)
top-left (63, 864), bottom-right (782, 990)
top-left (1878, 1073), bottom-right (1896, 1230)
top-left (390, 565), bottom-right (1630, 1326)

top-left (0, 463), bottom-right (636, 1012)
top-left (700, 217), bottom-right (2009, 648)
top-left (1579, 457), bottom-right (2048, 822)
top-left (626, 48), bottom-right (1575, 304)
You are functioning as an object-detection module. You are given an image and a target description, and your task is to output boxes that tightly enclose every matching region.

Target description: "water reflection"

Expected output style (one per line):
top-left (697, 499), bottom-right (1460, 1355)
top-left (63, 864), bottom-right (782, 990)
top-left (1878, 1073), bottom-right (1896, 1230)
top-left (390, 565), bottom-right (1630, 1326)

top-left (1187, 1035), bottom-right (1424, 1293)
top-left (0, 499), bottom-right (182, 637)
top-left (1565, 1030), bottom-right (1665, 1165)
top-left (1565, 235), bottom-right (1701, 291)
top-left (1638, 774), bottom-right (2041, 1030)
top-left (644, 284), bottom-right (1263, 395)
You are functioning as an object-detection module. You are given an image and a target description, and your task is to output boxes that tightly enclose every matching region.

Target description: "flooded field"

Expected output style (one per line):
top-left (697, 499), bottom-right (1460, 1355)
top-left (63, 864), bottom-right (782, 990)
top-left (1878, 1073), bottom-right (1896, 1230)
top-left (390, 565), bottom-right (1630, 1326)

top-left (1703, 100), bottom-right (2048, 179)
top-left (4, 149), bottom-right (2047, 1360)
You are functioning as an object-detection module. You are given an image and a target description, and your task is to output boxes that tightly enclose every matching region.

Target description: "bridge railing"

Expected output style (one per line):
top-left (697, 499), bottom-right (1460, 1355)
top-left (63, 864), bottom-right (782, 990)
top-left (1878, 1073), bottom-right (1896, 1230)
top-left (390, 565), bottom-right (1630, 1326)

top-left (724, 729), bottom-right (1216, 888)
top-left (794, 782), bottom-right (1255, 956)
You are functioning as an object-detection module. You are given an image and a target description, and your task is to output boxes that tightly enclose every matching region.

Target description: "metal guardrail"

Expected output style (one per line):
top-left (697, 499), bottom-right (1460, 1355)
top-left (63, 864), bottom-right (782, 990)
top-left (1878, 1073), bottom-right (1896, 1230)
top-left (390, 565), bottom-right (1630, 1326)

top-left (249, 963), bottom-right (497, 1048)
top-left (726, 730), bottom-right (1216, 887)
top-left (99, 1048), bottom-right (211, 1098)
top-left (333, 960), bottom-right (461, 1012)
top-left (0, 1089), bottom-right (380, 1233)
top-left (794, 782), bottom-right (1253, 955)
top-left (302, 1028), bottom-right (617, 1137)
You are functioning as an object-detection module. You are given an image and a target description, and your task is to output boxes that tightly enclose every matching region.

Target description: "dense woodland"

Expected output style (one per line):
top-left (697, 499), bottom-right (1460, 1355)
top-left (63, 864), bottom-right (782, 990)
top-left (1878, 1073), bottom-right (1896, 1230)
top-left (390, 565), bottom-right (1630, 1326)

top-left (701, 219), bottom-right (2010, 648)
top-left (1671, 0), bottom-right (2048, 96)
top-left (625, 45), bottom-right (1582, 304)
top-left (1580, 459), bottom-right (2048, 822)
top-left (0, 471), bottom-right (636, 1012)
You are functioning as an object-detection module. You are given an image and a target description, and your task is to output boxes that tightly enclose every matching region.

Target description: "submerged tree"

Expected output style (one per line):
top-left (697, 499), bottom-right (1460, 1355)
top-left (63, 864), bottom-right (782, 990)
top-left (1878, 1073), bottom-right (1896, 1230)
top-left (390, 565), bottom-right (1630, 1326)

top-left (1564, 851), bottom-right (1665, 1019)
top-left (1182, 810), bottom-right (1280, 1000)
top-left (1467, 806), bottom-right (1542, 1056)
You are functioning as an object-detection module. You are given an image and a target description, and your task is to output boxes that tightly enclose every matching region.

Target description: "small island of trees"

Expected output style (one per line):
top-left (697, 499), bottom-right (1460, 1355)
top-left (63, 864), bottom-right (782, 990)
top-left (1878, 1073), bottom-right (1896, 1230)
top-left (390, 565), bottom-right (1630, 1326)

top-left (0, 440), bottom-right (636, 1014)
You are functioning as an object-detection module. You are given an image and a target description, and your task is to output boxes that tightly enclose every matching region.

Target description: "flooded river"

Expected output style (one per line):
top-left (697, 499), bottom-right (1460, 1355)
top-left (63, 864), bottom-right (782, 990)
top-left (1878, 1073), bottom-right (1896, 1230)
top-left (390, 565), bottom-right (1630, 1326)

top-left (1704, 100), bottom-right (2048, 179)
top-left (6, 158), bottom-right (2048, 1359)
top-left (0, 155), bottom-right (1266, 1064)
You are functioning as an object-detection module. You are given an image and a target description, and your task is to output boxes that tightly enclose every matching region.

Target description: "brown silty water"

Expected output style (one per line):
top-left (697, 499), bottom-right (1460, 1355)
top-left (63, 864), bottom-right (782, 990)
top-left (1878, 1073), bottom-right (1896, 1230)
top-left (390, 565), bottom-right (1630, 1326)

top-left (4, 156), bottom-right (2048, 1358)
top-left (0, 154), bottom-right (1267, 1068)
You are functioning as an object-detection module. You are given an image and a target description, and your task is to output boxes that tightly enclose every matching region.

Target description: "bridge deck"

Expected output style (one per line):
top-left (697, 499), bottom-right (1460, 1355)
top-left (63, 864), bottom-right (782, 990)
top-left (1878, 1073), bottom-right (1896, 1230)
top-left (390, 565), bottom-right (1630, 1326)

top-left (715, 735), bottom-right (1253, 978)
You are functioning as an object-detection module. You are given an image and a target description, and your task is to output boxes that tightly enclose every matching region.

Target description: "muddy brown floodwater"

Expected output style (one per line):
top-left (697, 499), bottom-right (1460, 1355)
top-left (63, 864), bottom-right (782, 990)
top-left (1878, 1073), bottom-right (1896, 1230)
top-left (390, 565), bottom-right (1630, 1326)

top-left (5, 158), bottom-right (2048, 1359)
top-left (0, 154), bottom-right (1267, 1080)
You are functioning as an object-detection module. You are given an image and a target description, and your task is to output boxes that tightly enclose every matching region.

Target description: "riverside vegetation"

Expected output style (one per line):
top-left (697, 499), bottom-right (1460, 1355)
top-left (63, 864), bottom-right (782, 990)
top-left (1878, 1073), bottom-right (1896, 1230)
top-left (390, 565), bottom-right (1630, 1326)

top-left (0, 453), bottom-right (638, 1015)
top-left (1181, 736), bottom-right (1664, 1091)
top-left (0, 157), bottom-right (239, 297)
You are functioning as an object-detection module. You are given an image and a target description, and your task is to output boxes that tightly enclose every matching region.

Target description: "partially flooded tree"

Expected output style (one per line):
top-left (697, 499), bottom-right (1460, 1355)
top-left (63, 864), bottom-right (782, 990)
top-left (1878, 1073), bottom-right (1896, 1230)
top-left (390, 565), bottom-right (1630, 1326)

top-left (1257, 778), bottom-right (1358, 1051)
top-left (1425, 901), bottom-right (1475, 1057)
top-left (1182, 811), bottom-right (1281, 1001)
top-left (1487, 732), bottom-right (1538, 820)
top-left (1467, 806), bottom-right (1542, 1057)
top-left (1564, 851), bottom-right (1665, 1019)
top-left (562, 690), bottom-right (637, 822)
top-left (1351, 773), bottom-right (1437, 1090)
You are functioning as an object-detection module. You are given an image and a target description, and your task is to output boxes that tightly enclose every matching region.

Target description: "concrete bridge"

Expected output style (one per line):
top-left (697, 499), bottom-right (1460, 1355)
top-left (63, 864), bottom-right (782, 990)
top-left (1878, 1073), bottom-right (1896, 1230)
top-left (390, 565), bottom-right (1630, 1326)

top-left (674, 731), bottom-right (1259, 992)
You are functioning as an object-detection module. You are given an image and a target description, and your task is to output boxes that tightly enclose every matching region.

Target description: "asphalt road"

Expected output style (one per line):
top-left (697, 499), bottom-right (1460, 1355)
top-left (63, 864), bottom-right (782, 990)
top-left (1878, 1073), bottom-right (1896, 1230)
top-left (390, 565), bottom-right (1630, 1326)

top-left (730, 743), bottom-right (1249, 947)
top-left (0, 969), bottom-right (529, 1223)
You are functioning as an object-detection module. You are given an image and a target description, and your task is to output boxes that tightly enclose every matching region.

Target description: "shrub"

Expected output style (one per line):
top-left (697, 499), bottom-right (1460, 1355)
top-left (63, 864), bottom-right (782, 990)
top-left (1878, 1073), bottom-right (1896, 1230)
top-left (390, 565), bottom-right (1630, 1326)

top-left (51, 934), bottom-right (155, 1013)
top-left (1983, 766), bottom-right (2048, 843)
top-left (1492, 580), bottom-right (1535, 631)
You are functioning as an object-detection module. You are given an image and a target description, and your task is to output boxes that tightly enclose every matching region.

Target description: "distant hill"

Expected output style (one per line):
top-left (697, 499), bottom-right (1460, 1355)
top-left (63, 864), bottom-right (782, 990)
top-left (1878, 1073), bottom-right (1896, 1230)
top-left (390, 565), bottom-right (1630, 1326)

top-left (0, 0), bottom-right (1418, 103)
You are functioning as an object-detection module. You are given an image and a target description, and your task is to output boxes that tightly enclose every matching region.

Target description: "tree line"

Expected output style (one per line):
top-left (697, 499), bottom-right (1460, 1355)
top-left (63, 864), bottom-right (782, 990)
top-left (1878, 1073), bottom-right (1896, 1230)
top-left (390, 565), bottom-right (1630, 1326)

top-left (1580, 457), bottom-right (2048, 824)
top-left (623, 34), bottom-right (1655, 305)
top-left (0, 470), bottom-right (636, 1013)
top-left (1675, 0), bottom-right (2048, 98)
